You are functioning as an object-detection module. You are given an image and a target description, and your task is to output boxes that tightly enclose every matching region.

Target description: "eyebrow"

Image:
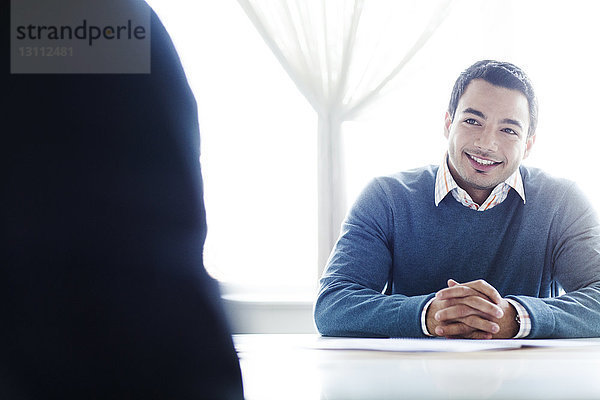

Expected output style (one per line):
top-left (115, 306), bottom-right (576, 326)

top-left (500, 118), bottom-right (523, 129)
top-left (462, 107), bottom-right (523, 129)
top-left (463, 107), bottom-right (486, 119)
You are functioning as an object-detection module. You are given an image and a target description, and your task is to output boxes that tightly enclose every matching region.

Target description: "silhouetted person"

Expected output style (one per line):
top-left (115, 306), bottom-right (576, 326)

top-left (2, 1), bottom-right (244, 398)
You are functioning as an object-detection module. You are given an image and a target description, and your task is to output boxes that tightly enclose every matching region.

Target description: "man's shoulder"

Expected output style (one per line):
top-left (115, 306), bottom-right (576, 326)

top-left (376, 165), bottom-right (438, 189)
top-left (357, 165), bottom-right (437, 208)
top-left (360, 165), bottom-right (438, 209)
top-left (520, 165), bottom-right (581, 207)
top-left (352, 165), bottom-right (438, 217)
top-left (520, 165), bottom-right (576, 192)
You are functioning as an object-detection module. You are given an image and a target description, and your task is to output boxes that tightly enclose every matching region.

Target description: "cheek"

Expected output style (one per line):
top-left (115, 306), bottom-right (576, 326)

top-left (447, 135), bottom-right (459, 156)
top-left (503, 141), bottom-right (527, 161)
top-left (451, 129), bottom-right (474, 147)
top-left (447, 131), bottom-right (463, 149)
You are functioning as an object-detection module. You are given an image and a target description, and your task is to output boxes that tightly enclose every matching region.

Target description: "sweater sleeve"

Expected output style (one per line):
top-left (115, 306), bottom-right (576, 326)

top-left (508, 182), bottom-right (600, 338)
top-left (314, 179), bottom-right (434, 338)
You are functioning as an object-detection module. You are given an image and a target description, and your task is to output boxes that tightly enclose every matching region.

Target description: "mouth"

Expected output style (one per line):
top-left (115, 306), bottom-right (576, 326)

top-left (465, 152), bottom-right (502, 172)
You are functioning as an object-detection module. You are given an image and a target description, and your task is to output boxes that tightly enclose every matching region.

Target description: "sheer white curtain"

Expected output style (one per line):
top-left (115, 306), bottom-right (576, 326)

top-left (236, 0), bottom-right (454, 273)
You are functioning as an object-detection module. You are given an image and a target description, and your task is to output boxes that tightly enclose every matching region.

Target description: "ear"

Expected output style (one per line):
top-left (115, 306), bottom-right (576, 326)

top-left (444, 111), bottom-right (452, 139)
top-left (523, 134), bottom-right (536, 160)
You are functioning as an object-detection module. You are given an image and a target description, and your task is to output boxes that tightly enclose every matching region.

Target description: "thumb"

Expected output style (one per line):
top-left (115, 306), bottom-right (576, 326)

top-left (448, 279), bottom-right (459, 287)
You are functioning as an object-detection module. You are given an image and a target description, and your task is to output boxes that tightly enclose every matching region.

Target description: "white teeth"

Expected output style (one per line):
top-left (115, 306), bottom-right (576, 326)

top-left (470, 155), bottom-right (497, 165)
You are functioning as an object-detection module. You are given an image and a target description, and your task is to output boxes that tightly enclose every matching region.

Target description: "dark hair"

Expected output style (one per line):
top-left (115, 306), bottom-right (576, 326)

top-left (448, 60), bottom-right (538, 137)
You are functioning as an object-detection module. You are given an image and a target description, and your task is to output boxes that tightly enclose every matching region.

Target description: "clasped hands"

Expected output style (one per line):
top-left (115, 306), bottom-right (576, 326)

top-left (426, 279), bottom-right (519, 339)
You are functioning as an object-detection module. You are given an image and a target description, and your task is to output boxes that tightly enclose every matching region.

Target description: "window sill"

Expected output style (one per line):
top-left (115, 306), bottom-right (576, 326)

top-left (219, 282), bottom-right (317, 334)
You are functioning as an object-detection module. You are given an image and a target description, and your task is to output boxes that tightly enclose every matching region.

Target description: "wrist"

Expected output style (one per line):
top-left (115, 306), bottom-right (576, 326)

top-left (422, 297), bottom-right (436, 336)
top-left (425, 298), bottom-right (444, 337)
top-left (494, 300), bottom-right (519, 339)
top-left (506, 298), bottom-right (531, 338)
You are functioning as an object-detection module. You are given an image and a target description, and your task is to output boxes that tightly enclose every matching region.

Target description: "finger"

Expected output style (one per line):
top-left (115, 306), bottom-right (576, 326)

top-left (434, 321), bottom-right (478, 338)
top-left (455, 314), bottom-right (500, 334)
top-left (447, 279), bottom-right (459, 287)
top-left (455, 330), bottom-right (494, 340)
top-left (435, 297), bottom-right (504, 320)
top-left (445, 331), bottom-right (493, 340)
top-left (455, 279), bottom-right (503, 305)
top-left (436, 285), bottom-right (493, 303)
top-left (436, 316), bottom-right (499, 338)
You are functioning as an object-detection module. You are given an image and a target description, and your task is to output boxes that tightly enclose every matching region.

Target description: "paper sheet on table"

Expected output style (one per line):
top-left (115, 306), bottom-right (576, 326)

top-left (314, 337), bottom-right (600, 352)
top-left (315, 338), bottom-right (521, 352)
top-left (510, 339), bottom-right (600, 348)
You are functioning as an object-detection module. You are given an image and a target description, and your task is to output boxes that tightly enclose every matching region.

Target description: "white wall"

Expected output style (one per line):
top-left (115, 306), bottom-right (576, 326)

top-left (222, 296), bottom-right (316, 334)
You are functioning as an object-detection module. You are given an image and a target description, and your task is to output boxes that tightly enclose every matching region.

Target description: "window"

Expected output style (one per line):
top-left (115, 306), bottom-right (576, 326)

top-left (148, 0), bottom-right (600, 294)
top-left (147, 0), bottom-right (317, 293)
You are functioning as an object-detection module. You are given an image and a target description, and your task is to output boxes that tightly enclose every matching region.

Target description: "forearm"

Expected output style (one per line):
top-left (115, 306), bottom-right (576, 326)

top-left (510, 282), bottom-right (600, 338)
top-left (315, 277), bottom-right (434, 337)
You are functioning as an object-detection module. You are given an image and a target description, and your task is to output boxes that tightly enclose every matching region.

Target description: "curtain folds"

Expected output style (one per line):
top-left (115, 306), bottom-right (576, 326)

top-left (236, 0), bottom-right (454, 274)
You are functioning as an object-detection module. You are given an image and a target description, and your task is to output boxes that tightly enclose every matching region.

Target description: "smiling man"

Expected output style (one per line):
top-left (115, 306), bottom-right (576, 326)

top-left (445, 79), bottom-right (534, 206)
top-left (314, 60), bottom-right (600, 339)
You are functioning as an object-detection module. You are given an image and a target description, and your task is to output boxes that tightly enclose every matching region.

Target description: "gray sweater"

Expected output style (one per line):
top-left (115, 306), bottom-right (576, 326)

top-left (315, 165), bottom-right (600, 338)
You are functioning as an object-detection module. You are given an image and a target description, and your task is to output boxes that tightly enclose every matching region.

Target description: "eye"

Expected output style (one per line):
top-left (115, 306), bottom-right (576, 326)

top-left (464, 118), bottom-right (480, 126)
top-left (501, 127), bottom-right (519, 136)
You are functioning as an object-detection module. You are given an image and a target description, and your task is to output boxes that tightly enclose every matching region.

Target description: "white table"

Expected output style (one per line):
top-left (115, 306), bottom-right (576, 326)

top-left (234, 334), bottom-right (600, 400)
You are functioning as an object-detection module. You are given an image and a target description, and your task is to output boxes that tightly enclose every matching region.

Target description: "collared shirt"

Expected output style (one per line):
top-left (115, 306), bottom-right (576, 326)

top-left (434, 154), bottom-right (526, 210)
top-left (421, 156), bottom-right (531, 338)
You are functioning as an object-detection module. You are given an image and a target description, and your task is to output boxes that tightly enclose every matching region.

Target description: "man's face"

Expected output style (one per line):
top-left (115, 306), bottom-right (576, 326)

top-left (444, 79), bottom-right (535, 203)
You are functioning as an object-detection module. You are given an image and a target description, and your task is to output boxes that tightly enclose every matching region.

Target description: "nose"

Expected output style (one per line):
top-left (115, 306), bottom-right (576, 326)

top-left (474, 127), bottom-right (498, 152)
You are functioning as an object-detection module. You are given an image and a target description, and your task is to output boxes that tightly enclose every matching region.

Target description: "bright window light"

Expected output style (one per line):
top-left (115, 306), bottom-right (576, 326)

top-left (147, 0), bottom-right (317, 291)
top-left (148, 0), bottom-right (600, 292)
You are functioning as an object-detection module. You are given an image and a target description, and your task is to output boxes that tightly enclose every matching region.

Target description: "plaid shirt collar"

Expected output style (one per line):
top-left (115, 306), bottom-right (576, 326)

top-left (434, 154), bottom-right (526, 211)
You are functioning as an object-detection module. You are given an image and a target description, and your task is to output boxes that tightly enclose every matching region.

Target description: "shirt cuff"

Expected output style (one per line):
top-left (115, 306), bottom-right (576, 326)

top-left (506, 298), bottom-right (531, 338)
top-left (421, 297), bottom-right (435, 336)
